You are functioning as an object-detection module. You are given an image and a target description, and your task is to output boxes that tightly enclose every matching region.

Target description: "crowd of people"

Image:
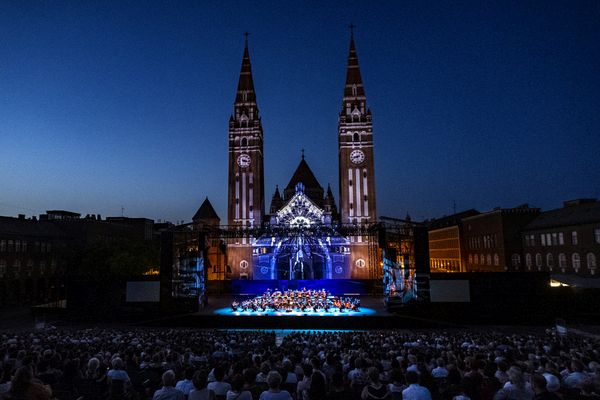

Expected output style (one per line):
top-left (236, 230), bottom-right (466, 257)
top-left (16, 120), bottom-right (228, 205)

top-left (0, 327), bottom-right (599, 400)
top-left (231, 288), bottom-right (361, 313)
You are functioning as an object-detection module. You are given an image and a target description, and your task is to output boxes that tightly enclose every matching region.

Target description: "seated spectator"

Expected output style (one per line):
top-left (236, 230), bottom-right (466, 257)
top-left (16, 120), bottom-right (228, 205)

top-left (361, 366), bottom-right (390, 399)
top-left (207, 366), bottom-right (231, 398)
top-left (189, 370), bottom-right (215, 400)
top-left (402, 370), bottom-right (432, 400)
top-left (226, 374), bottom-right (252, 400)
top-left (260, 371), bottom-right (292, 400)
top-left (327, 370), bottom-right (353, 400)
top-left (153, 370), bottom-right (184, 400)
top-left (7, 366), bottom-right (52, 400)
top-left (432, 358), bottom-right (449, 378)
top-left (494, 366), bottom-right (534, 400)
top-left (176, 367), bottom-right (196, 397)
top-left (532, 373), bottom-right (560, 400)
top-left (387, 368), bottom-right (405, 400)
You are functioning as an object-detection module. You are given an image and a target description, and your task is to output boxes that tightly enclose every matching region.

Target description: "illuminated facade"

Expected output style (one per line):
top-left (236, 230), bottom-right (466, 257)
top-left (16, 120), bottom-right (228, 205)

top-left (225, 33), bottom-right (376, 280)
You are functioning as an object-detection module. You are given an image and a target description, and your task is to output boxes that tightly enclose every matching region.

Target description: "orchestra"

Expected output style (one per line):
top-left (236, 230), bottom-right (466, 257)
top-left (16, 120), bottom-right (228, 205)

top-left (231, 288), bottom-right (360, 313)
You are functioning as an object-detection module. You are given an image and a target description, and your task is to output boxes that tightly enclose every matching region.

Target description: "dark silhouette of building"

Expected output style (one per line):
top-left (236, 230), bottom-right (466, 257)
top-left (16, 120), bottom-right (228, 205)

top-left (427, 209), bottom-right (480, 272)
top-left (462, 205), bottom-right (540, 272)
top-left (521, 199), bottom-right (600, 277)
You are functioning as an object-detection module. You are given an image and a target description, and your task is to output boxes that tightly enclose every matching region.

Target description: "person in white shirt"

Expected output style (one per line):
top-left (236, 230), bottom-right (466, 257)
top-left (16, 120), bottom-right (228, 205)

top-left (259, 371), bottom-right (292, 400)
top-left (402, 371), bottom-right (432, 400)
top-left (207, 366), bottom-right (231, 398)
top-left (153, 370), bottom-right (184, 400)
top-left (431, 358), bottom-right (449, 378)
top-left (175, 367), bottom-right (196, 397)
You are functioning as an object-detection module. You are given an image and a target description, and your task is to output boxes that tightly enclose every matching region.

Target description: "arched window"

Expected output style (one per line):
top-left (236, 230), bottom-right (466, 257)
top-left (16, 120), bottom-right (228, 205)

top-left (474, 254), bottom-right (479, 264)
top-left (535, 253), bottom-right (542, 268)
top-left (511, 254), bottom-right (520, 268)
top-left (241, 137), bottom-right (248, 147)
top-left (468, 254), bottom-right (473, 264)
top-left (546, 253), bottom-right (554, 268)
top-left (572, 253), bottom-right (581, 270)
top-left (486, 254), bottom-right (491, 265)
top-left (525, 254), bottom-right (532, 269)
top-left (353, 132), bottom-right (359, 142)
top-left (559, 253), bottom-right (567, 269)
top-left (587, 253), bottom-right (597, 269)
top-left (571, 231), bottom-right (578, 245)
top-left (481, 254), bottom-right (485, 265)
top-left (494, 254), bottom-right (500, 266)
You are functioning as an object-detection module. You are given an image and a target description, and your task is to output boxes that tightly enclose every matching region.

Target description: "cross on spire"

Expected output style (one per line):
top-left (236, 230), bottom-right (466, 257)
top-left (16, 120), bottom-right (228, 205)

top-left (349, 23), bottom-right (355, 39)
top-left (244, 31), bottom-right (250, 47)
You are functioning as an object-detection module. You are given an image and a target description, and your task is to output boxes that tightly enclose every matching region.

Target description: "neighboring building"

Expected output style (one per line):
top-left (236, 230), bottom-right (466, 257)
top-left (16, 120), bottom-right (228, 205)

top-left (223, 33), bottom-right (377, 280)
top-left (521, 199), bottom-right (600, 276)
top-left (0, 211), bottom-right (156, 306)
top-left (427, 210), bottom-right (479, 272)
top-left (105, 216), bottom-right (154, 241)
top-left (0, 215), bottom-right (68, 306)
top-left (462, 205), bottom-right (540, 272)
top-left (192, 198), bottom-right (226, 281)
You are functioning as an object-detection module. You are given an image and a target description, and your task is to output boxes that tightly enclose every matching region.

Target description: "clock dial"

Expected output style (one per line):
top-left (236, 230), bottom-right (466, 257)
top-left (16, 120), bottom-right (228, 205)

top-left (237, 154), bottom-right (251, 168)
top-left (350, 149), bottom-right (365, 164)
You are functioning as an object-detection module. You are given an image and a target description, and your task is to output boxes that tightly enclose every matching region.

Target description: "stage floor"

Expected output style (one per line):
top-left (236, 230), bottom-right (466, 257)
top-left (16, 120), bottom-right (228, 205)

top-left (200, 295), bottom-right (389, 318)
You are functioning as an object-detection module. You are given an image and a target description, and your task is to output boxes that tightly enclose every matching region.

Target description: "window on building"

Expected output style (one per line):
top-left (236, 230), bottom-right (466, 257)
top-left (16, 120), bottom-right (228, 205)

top-left (0, 240), bottom-right (5, 252)
top-left (13, 259), bottom-right (21, 272)
top-left (559, 232), bottom-right (564, 245)
top-left (7, 240), bottom-right (13, 252)
top-left (511, 254), bottom-right (521, 267)
top-left (22, 241), bottom-right (27, 252)
top-left (26, 259), bottom-right (33, 273)
top-left (481, 254), bottom-right (485, 265)
top-left (15, 240), bottom-right (21, 252)
top-left (546, 253), bottom-right (554, 268)
top-left (541, 235), bottom-right (546, 246)
top-left (468, 254), bottom-right (473, 264)
top-left (353, 132), bottom-right (359, 142)
top-left (595, 229), bottom-right (600, 244)
top-left (572, 231), bottom-right (578, 245)
top-left (572, 253), bottom-right (581, 270)
top-left (535, 253), bottom-right (542, 268)
top-left (494, 253), bottom-right (499, 266)
top-left (559, 253), bottom-right (567, 269)
top-left (588, 253), bottom-right (597, 269)
top-left (525, 254), bottom-right (532, 269)
top-left (546, 233), bottom-right (552, 246)
top-left (486, 254), bottom-right (492, 265)
top-left (241, 137), bottom-right (247, 147)
top-left (474, 254), bottom-right (479, 264)
top-left (551, 233), bottom-right (558, 246)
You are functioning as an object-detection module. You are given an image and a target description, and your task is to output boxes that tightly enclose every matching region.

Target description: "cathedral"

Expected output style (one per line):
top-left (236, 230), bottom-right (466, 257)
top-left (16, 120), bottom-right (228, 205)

top-left (197, 32), bottom-right (377, 281)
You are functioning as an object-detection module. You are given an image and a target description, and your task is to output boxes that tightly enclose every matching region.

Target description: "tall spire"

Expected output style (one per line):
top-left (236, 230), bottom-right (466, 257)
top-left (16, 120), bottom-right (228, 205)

top-left (234, 33), bottom-right (257, 105)
top-left (343, 25), bottom-right (366, 101)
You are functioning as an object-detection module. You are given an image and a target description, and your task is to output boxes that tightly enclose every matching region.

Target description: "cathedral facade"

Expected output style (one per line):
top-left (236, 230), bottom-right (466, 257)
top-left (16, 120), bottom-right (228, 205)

top-left (225, 33), bottom-right (377, 280)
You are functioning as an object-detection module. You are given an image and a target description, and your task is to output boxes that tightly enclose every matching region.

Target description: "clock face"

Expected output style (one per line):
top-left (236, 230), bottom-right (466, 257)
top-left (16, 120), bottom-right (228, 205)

top-left (237, 154), bottom-right (251, 168)
top-left (350, 149), bottom-right (365, 164)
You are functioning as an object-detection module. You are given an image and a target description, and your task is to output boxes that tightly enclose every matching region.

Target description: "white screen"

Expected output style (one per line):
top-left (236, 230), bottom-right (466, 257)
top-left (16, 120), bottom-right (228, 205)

top-left (126, 281), bottom-right (160, 302)
top-left (429, 280), bottom-right (470, 302)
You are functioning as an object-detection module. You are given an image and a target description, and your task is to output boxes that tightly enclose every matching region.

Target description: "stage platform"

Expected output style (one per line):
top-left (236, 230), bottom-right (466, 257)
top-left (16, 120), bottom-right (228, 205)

top-left (139, 295), bottom-right (460, 330)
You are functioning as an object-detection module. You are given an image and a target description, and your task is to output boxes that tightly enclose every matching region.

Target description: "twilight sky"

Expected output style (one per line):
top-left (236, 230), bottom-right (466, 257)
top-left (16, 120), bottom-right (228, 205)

top-left (1, 1), bottom-right (599, 223)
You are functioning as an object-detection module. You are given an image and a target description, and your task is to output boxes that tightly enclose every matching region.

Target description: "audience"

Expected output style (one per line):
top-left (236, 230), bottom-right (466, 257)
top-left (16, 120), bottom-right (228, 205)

top-left (0, 327), bottom-right (598, 400)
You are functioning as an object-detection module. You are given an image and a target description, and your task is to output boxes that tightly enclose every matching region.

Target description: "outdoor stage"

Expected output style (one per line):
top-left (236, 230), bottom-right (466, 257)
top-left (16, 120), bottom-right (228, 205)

top-left (139, 295), bottom-right (456, 330)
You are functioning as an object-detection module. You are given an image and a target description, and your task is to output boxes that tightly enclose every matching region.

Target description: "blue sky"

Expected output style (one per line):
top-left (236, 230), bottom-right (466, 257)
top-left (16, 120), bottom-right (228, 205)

top-left (1, 1), bottom-right (599, 223)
